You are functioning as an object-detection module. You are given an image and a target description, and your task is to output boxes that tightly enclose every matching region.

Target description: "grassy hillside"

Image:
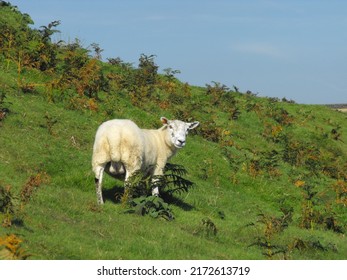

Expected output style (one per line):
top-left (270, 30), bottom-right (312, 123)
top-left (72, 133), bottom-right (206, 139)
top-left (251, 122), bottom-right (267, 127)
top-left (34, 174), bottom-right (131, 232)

top-left (1, 2), bottom-right (347, 260)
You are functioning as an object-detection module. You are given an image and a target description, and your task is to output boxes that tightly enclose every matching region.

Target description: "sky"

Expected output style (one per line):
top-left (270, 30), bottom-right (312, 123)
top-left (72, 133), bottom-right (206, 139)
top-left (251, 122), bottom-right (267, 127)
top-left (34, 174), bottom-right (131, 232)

top-left (9, 0), bottom-right (347, 104)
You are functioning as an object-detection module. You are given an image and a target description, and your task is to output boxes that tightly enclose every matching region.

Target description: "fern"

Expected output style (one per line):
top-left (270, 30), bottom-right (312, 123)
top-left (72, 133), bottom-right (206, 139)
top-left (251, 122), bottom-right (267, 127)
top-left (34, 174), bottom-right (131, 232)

top-left (122, 163), bottom-right (194, 220)
top-left (160, 163), bottom-right (194, 195)
top-left (164, 163), bottom-right (188, 176)
top-left (125, 163), bottom-right (195, 196)
top-left (125, 196), bottom-right (174, 221)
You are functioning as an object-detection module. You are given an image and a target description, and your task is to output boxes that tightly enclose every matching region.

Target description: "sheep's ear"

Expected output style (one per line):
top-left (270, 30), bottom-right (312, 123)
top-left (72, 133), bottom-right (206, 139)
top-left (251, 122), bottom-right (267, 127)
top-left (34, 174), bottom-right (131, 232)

top-left (188, 121), bottom-right (200, 130)
top-left (160, 117), bottom-right (169, 125)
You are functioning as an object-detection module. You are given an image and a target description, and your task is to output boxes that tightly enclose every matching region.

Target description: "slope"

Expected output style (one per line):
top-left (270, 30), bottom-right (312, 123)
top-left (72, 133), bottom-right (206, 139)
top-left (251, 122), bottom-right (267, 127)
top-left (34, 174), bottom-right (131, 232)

top-left (1, 2), bottom-right (347, 260)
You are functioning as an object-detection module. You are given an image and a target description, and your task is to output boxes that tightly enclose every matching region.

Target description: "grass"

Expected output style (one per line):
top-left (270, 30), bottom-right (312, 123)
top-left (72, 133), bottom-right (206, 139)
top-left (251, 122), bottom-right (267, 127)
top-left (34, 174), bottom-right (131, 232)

top-left (1, 2), bottom-right (347, 260)
top-left (1, 90), bottom-right (346, 260)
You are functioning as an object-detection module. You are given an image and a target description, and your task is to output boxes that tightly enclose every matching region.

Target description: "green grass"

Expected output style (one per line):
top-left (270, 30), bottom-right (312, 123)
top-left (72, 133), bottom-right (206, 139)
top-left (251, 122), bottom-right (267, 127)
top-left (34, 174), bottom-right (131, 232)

top-left (1, 91), bottom-right (347, 260)
top-left (1, 3), bottom-right (347, 260)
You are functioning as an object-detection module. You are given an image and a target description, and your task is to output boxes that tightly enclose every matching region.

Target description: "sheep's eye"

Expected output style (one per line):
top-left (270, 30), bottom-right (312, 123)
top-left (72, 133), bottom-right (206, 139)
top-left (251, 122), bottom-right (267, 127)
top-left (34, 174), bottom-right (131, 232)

top-left (169, 125), bottom-right (173, 129)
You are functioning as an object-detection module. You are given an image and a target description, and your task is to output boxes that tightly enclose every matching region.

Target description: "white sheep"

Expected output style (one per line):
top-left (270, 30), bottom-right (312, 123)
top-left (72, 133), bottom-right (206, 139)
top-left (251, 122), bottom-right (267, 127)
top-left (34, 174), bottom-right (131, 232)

top-left (92, 117), bottom-right (199, 204)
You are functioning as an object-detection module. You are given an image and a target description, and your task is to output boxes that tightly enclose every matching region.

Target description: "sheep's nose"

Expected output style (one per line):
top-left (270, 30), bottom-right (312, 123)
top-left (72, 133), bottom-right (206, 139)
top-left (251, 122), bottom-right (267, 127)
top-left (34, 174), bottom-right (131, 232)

top-left (178, 139), bottom-right (185, 145)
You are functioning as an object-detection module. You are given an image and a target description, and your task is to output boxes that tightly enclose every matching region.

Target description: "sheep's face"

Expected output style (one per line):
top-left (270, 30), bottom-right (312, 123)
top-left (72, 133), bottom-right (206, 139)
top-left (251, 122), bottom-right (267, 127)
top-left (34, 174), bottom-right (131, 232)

top-left (161, 117), bottom-right (200, 149)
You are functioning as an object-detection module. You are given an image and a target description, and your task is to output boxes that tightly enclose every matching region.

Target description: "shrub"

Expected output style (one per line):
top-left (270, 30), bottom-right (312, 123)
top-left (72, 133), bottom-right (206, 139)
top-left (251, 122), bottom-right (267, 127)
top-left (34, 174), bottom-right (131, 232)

top-left (0, 234), bottom-right (30, 260)
top-left (57, 41), bottom-right (108, 100)
top-left (205, 81), bottom-right (230, 106)
top-left (0, 185), bottom-right (18, 227)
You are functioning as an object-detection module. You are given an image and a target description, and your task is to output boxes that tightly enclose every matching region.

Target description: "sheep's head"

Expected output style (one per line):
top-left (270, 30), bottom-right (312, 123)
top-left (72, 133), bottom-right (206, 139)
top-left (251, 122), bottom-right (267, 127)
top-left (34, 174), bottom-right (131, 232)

top-left (161, 117), bottom-right (199, 149)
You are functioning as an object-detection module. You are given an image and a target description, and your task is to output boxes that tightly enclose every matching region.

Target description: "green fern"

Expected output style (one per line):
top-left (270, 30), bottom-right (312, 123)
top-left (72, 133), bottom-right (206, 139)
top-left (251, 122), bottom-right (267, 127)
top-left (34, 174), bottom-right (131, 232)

top-left (125, 195), bottom-right (174, 221)
top-left (160, 163), bottom-right (194, 195)
top-left (123, 163), bottom-right (194, 220)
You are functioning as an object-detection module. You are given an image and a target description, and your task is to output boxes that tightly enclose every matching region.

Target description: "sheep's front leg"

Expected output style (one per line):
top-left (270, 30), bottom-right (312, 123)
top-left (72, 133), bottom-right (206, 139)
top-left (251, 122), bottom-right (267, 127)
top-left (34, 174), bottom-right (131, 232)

top-left (151, 166), bottom-right (164, 196)
top-left (151, 181), bottom-right (160, 196)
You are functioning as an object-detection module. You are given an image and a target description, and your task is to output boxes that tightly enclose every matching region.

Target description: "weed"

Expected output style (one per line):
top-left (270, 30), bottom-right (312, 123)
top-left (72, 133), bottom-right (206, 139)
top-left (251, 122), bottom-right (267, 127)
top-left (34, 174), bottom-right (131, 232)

top-left (0, 90), bottom-right (10, 122)
top-left (263, 123), bottom-right (284, 143)
top-left (0, 185), bottom-right (22, 227)
top-left (243, 150), bottom-right (281, 178)
top-left (198, 120), bottom-right (223, 143)
top-left (298, 184), bottom-right (323, 230)
top-left (289, 237), bottom-right (337, 254)
top-left (41, 112), bottom-right (58, 135)
top-left (282, 136), bottom-right (321, 172)
top-left (332, 180), bottom-right (347, 206)
top-left (330, 125), bottom-right (343, 141)
top-left (125, 195), bottom-right (174, 220)
top-left (19, 82), bottom-right (36, 94)
top-left (296, 181), bottom-right (345, 233)
top-left (193, 218), bottom-right (218, 238)
top-left (90, 42), bottom-right (103, 60)
top-left (0, 234), bottom-right (30, 259)
top-left (228, 107), bottom-right (241, 121)
top-left (107, 57), bottom-right (124, 66)
top-left (162, 67), bottom-right (181, 81)
top-left (205, 81), bottom-right (230, 106)
top-left (248, 202), bottom-right (293, 259)
top-left (20, 171), bottom-right (50, 204)
top-left (137, 54), bottom-right (158, 86)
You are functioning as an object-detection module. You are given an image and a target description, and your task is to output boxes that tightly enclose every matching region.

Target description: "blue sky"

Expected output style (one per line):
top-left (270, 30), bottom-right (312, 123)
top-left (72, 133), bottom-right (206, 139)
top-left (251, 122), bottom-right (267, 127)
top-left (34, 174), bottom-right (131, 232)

top-left (10, 0), bottom-right (347, 104)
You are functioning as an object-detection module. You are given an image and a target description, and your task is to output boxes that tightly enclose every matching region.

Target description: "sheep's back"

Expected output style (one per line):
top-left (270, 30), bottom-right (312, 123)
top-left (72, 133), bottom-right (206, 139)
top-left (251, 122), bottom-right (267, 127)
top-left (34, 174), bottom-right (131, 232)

top-left (95, 119), bottom-right (145, 162)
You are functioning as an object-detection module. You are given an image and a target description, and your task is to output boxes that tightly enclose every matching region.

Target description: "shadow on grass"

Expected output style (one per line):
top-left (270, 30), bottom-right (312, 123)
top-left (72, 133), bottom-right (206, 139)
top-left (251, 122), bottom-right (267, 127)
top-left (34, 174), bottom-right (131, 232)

top-left (161, 192), bottom-right (194, 211)
top-left (102, 184), bottom-right (194, 211)
top-left (102, 184), bottom-right (124, 204)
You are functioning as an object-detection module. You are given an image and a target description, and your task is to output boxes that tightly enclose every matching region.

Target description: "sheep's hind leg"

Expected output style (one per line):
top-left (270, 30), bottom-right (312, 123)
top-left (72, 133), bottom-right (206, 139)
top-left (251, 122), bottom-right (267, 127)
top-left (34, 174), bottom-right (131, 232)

top-left (95, 166), bottom-right (105, 205)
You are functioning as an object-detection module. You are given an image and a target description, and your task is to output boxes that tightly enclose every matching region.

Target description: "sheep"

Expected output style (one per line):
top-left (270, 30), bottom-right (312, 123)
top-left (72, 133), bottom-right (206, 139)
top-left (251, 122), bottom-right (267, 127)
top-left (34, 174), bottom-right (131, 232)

top-left (92, 117), bottom-right (199, 204)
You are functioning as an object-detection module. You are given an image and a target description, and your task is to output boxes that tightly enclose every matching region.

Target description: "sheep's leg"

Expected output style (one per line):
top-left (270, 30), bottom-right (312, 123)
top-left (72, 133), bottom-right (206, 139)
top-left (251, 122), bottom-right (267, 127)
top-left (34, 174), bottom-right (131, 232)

top-left (151, 184), bottom-right (160, 196)
top-left (94, 165), bottom-right (105, 205)
top-left (123, 169), bottom-right (135, 199)
top-left (151, 166), bottom-right (164, 196)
